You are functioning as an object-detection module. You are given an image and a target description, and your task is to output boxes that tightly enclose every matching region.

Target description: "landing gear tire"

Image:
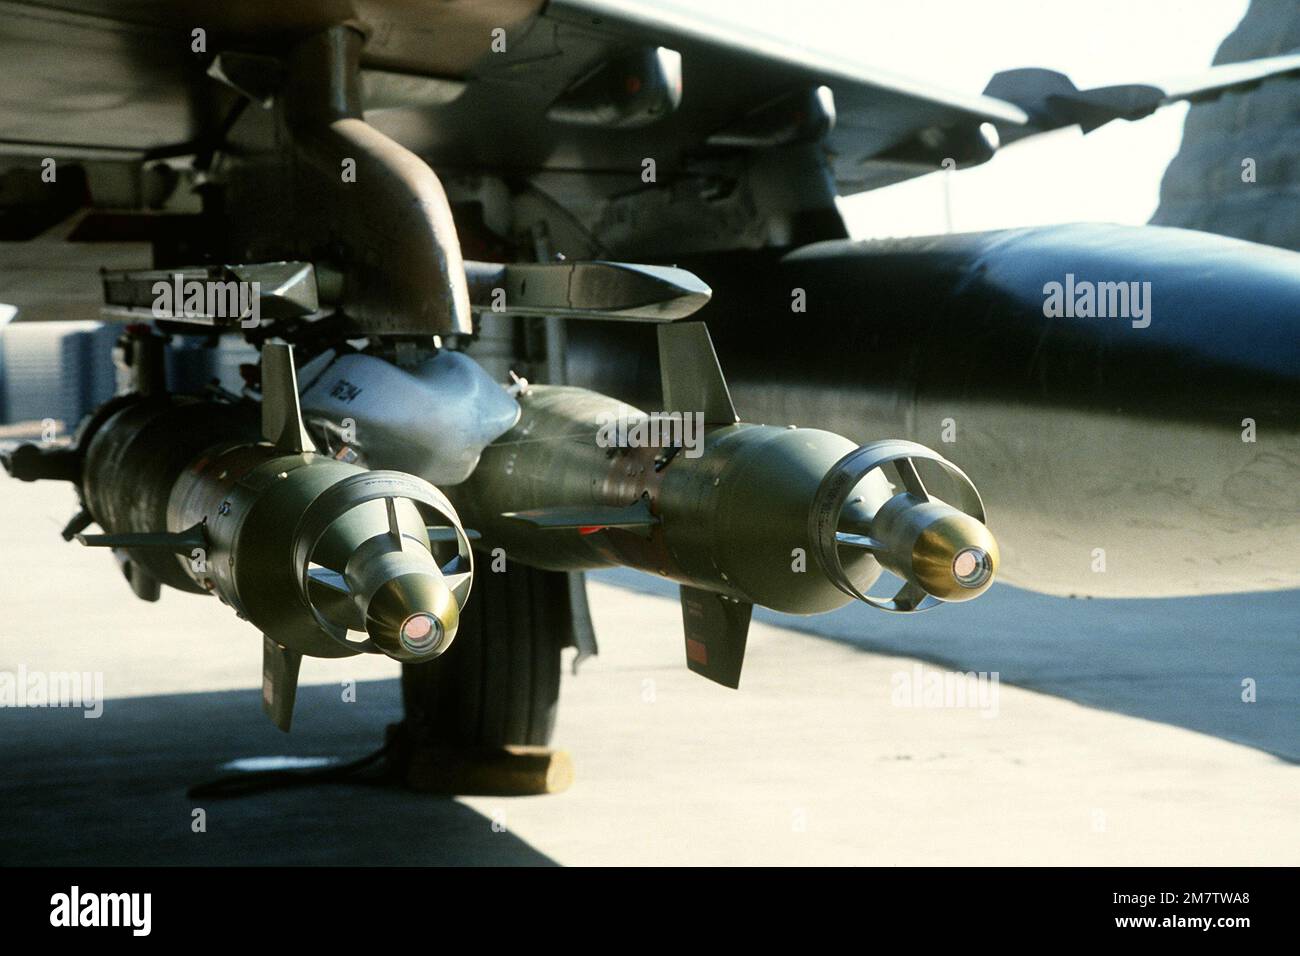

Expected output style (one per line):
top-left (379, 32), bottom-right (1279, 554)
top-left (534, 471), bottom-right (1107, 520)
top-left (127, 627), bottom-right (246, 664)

top-left (390, 564), bottom-right (589, 793)
top-left (402, 562), bottom-right (572, 746)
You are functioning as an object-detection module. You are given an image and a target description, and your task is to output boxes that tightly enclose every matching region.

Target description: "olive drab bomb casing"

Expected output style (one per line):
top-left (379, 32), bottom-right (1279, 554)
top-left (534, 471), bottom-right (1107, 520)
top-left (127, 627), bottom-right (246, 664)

top-left (5, 343), bottom-right (473, 731)
top-left (448, 322), bottom-right (999, 688)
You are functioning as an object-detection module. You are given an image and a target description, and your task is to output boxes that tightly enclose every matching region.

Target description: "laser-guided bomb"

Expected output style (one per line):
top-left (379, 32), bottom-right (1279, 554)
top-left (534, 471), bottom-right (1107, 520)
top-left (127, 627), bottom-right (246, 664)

top-left (451, 323), bottom-right (997, 686)
top-left (3, 343), bottom-right (473, 730)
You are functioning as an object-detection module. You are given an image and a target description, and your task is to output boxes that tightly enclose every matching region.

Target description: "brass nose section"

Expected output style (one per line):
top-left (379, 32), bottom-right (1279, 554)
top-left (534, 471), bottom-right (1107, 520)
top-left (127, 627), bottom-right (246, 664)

top-left (365, 572), bottom-right (460, 661)
top-left (911, 512), bottom-right (1000, 602)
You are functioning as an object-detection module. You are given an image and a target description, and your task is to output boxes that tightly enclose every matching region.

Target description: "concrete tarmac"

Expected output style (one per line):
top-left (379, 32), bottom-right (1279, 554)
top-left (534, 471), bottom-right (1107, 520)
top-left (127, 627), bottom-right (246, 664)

top-left (0, 474), bottom-right (1296, 865)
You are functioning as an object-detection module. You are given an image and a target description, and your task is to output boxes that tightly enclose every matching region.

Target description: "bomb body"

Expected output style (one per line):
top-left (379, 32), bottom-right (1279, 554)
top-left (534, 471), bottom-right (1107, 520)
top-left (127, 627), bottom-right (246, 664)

top-left (451, 384), bottom-right (996, 616)
top-left (76, 392), bottom-right (465, 662)
top-left (4, 343), bottom-right (474, 728)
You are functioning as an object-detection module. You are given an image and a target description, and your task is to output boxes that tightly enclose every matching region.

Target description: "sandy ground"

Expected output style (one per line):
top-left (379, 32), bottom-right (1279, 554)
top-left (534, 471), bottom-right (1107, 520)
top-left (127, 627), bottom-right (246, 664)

top-left (0, 474), bottom-right (1296, 865)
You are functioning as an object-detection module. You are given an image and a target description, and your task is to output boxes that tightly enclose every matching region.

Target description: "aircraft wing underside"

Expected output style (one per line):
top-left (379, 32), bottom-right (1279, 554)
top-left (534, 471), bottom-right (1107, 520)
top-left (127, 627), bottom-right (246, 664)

top-left (2, 0), bottom-right (1297, 198)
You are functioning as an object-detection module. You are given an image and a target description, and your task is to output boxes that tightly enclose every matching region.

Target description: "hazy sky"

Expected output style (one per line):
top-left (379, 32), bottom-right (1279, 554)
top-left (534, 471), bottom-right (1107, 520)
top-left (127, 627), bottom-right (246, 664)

top-left (673, 0), bottom-right (1250, 238)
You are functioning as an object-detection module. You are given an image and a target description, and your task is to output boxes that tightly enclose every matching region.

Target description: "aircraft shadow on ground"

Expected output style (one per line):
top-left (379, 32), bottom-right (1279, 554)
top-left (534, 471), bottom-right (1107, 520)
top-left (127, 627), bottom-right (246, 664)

top-left (0, 680), bottom-right (556, 866)
top-left (596, 569), bottom-right (1300, 765)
